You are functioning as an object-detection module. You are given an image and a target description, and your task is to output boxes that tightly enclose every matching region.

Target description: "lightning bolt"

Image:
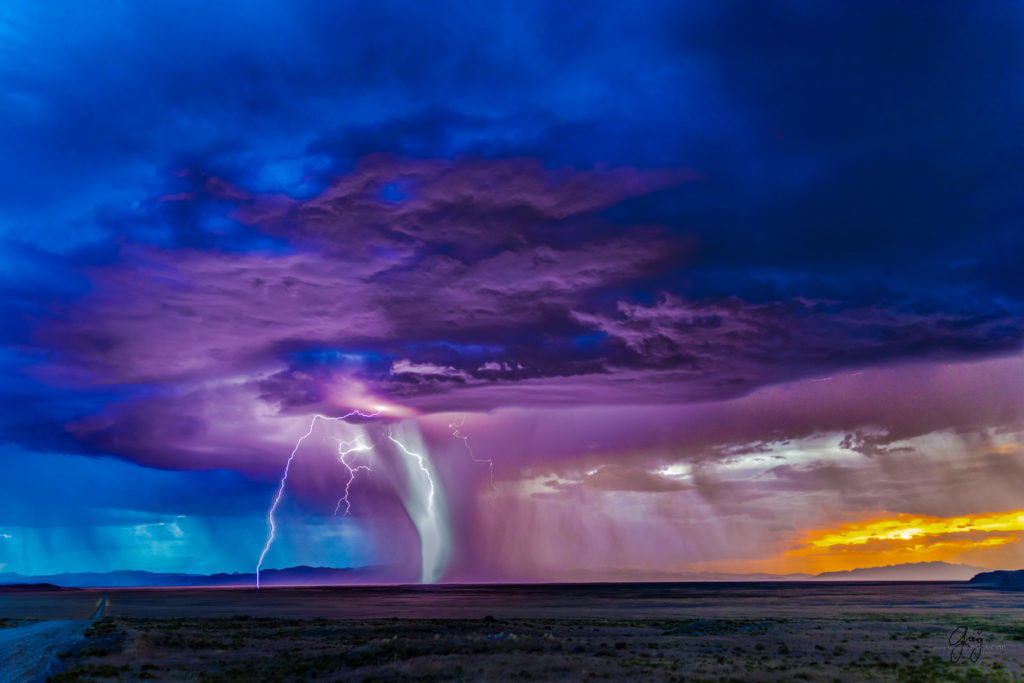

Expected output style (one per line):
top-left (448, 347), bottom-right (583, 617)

top-left (386, 425), bottom-right (450, 583)
top-left (256, 409), bottom-right (379, 589)
top-left (334, 436), bottom-right (373, 516)
top-left (449, 414), bottom-right (494, 489)
top-left (387, 428), bottom-right (436, 513)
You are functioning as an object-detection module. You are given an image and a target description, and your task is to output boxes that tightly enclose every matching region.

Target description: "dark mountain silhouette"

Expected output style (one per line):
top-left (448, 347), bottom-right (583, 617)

top-left (0, 582), bottom-right (74, 592)
top-left (967, 569), bottom-right (1024, 590)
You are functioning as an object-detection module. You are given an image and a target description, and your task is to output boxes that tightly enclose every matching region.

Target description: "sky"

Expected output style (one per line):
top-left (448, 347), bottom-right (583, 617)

top-left (2, 1), bottom-right (1024, 582)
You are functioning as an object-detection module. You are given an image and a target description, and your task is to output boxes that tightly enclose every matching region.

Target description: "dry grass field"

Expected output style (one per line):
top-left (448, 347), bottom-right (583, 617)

top-left (3, 583), bottom-right (1023, 681)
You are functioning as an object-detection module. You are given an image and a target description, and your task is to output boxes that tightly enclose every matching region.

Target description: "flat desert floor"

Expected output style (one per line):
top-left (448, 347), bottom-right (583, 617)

top-left (3, 582), bottom-right (1023, 681)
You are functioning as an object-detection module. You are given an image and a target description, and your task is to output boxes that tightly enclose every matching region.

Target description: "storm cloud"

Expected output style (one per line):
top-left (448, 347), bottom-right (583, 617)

top-left (2, 1), bottom-right (1023, 579)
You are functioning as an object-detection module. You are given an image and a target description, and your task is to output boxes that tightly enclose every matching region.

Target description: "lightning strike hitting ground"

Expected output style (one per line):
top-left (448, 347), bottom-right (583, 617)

top-left (256, 410), bottom-right (379, 589)
top-left (449, 415), bottom-right (494, 489)
top-left (334, 436), bottom-right (373, 517)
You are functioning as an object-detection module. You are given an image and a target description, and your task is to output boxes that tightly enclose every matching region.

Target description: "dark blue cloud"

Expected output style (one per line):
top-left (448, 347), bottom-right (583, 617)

top-left (5, 0), bottom-right (1020, 277)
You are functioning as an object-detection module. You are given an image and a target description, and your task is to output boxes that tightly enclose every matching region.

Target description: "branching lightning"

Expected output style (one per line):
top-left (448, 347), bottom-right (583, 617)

top-left (256, 409), bottom-right (379, 589)
top-left (449, 414), bottom-right (494, 489)
top-left (334, 436), bottom-right (373, 517)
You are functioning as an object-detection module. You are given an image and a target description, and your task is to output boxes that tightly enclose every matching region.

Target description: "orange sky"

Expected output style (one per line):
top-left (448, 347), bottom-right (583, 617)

top-left (698, 508), bottom-right (1024, 575)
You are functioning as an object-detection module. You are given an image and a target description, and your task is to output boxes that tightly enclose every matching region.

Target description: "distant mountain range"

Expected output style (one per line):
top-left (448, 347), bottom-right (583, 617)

top-left (0, 565), bottom-right (411, 589)
top-left (0, 561), bottom-right (992, 588)
top-left (811, 561), bottom-right (992, 581)
top-left (564, 561), bottom-right (990, 584)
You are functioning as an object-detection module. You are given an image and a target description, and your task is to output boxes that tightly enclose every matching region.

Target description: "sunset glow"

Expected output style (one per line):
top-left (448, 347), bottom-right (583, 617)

top-left (781, 510), bottom-right (1024, 574)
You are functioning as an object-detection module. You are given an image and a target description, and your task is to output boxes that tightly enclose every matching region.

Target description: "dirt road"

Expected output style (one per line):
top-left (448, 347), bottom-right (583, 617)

top-left (0, 594), bottom-right (105, 683)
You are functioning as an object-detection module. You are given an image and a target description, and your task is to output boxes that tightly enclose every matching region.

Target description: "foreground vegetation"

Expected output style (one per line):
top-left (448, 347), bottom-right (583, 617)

top-left (48, 613), bottom-right (1024, 681)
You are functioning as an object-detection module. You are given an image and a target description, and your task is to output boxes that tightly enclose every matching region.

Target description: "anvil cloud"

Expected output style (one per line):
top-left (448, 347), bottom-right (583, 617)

top-left (2, 1), bottom-right (1024, 580)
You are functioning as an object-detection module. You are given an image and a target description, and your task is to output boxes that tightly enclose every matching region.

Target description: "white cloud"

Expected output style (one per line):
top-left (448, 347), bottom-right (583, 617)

top-left (390, 359), bottom-right (470, 380)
